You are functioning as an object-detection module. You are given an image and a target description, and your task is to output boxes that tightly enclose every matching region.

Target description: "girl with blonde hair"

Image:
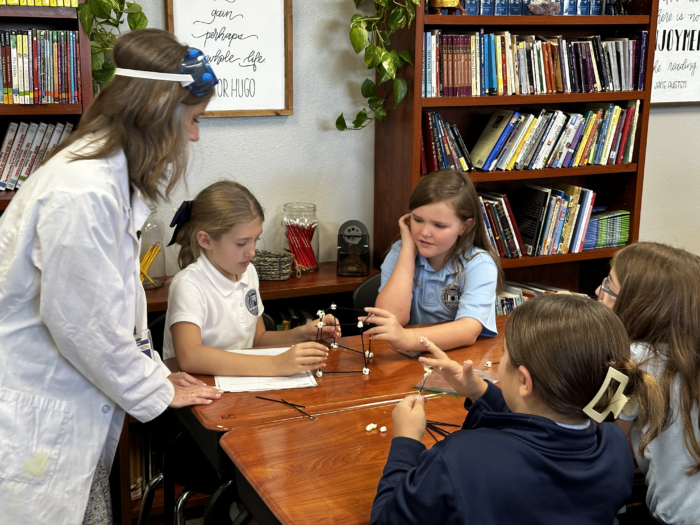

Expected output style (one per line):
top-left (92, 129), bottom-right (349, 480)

top-left (0, 29), bottom-right (221, 524)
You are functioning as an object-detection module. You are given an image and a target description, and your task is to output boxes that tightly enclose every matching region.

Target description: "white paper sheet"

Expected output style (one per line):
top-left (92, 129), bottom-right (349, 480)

top-left (214, 347), bottom-right (318, 393)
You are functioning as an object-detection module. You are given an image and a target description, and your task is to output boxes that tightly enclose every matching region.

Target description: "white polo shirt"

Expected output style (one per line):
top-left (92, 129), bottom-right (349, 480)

top-left (163, 254), bottom-right (264, 359)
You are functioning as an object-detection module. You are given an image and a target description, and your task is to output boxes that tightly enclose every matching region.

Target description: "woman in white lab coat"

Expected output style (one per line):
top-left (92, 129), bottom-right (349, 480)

top-left (0, 29), bottom-right (222, 524)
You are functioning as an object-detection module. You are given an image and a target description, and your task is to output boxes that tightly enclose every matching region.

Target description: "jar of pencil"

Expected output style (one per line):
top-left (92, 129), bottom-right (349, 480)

top-left (281, 202), bottom-right (319, 273)
top-left (139, 204), bottom-right (165, 290)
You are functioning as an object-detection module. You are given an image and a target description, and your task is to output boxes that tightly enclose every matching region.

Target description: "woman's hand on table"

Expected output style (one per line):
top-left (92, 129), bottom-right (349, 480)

top-left (273, 342), bottom-right (328, 376)
top-left (298, 313), bottom-right (341, 341)
top-left (361, 307), bottom-right (414, 350)
top-left (418, 342), bottom-right (488, 402)
top-left (168, 372), bottom-right (222, 408)
top-left (392, 394), bottom-right (426, 441)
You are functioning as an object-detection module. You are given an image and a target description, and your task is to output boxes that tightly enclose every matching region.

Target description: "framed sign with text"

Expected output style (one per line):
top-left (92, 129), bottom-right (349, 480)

top-left (651, 0), bottom-right (700, 107)
top-left (166, 0), bottom-right (293, 118)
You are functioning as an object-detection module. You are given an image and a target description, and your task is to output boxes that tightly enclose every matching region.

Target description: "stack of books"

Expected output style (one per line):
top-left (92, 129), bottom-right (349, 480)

top-left (496, 281), bottom-right (589, 315)
top-left (422, 31), bottom-right (647, 98)
top-left (469, 102), bottom-right (639, 172)
top-left (0, 29), bottom-right (82, 105)
top-left (477, 189), bottom-right (524, 259)
top-left (427, 0), bottom-right (628, 15)
top-left (422, 112), bottom-right (474, 174)
top-left (582, 210), bottom-right (630, 250)
top-left (0, 121), bottom-right (73, 190)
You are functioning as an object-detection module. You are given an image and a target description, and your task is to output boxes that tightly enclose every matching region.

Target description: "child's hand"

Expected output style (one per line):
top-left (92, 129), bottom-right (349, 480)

top-left (298, 314), bottom-right (341, 342)
top-left (398, 213), bottom-right (418, 257)
top-left (392, 394), bottom-right (426, 441)
top-left (273, 342), bottom-right (328, 376)
top-left (418, 342), bottom-right (488, 401)
top-left (361, 307), bottom-right (414, 350)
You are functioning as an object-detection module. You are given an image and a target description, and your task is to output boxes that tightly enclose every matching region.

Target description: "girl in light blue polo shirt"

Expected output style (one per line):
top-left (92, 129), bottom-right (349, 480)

top-left (366, 169), bottom-right (503, 351)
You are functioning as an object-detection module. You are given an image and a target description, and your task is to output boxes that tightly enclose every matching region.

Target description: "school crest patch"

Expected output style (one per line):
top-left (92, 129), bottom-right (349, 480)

top-left (441, 284), bottom-right (461, 309)
top-left (245, 289), bottom-right (259, 316)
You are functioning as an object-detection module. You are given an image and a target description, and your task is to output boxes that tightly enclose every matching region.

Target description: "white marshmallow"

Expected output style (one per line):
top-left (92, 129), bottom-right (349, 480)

top-left (357, 321), bottom-right (363, 328)
top-left (362, 367), bottom-right (370, 375)
top-left (316, 310), bottom-right (325, 319)
top-left (366, 423), bottom-right (377, 432)
top-left (317, 322), bottom-right (324, 328)
top-left (485, 361), bottom-right (492, 368)
top-left (315, 370), bottom-right (323, 378)
top-left (330, 303), bottom-right (337, 310)
top-left (330, 343), bottom-right (338, 349)
top-left (380, 426), bottom-right (387, 433)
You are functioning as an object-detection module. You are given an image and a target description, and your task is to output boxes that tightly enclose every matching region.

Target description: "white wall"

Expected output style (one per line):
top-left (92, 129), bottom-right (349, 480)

top-left (139, 0), bottom-right (376, 275)
top-left (141, 0), bottom-right (700, 275)
top-left (640, 107), bottom-right (700, 256)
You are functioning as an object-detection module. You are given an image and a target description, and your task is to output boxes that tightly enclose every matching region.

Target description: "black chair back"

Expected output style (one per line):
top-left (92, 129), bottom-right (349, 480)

top-left (352, 273), bottom-right (382, 312)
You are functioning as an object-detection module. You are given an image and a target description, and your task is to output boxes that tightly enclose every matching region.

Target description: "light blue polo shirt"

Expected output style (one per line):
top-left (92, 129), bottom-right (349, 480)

top-left (379, 241), bottom-right (498, 336)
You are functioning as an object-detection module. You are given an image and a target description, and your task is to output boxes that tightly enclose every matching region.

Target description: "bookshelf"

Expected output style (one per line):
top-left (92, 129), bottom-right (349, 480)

top-left (0, 4), bottom-right (92, 211)
top-left (374, 0), bottom-right (658, 295)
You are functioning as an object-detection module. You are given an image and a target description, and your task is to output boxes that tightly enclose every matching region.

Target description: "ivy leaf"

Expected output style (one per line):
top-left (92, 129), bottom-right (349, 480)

top-left (375, 0), bottom-right (388, 6)
top-left (405, 1), bottom-right (416, 27)
top-left (104, 18), bottom-right (121, 27)
top-left (361, 78), bottom-right (377, 98)
top-left (88, 0), bottom-right (112, 19)
top-left (128, 9), bottom-right (148, 30)
top-left (352, 109), bottom-right (368, 128)
top-left (92, 51), bottom-right (105, 70)
top-left (354, 0), bottom-right (367, 6)
top-left (410, 0), bottom-right (420, 4)
top-left (336, 114), bottom-right (348, 131)
top-left (77, 3), bottom-right (93, 34)
top-left (92, 64), bottom-right (116, 83)
top-left (382, 51), bottom-right (401, 79)
top-left (393, 78), bottom-right (408, 108)
top-left (398, 48), bottom-right (413, 66)
top-left (117, 0), bottom-right (126, 9)
top-left (350, 13), bottom-right (365, 26)
top-left (349, 26), bottom-right (368, 54)
top-left (377, 64), bottom-right (392, 84)
top-left (375, 107), bottom-right (387, 122)
top-left (122, 2), bottom-right (142, 13)
top-left (388, 7), bottom-right (406, 31)
top-left (368, 96), bottom-right (385, 109)
top-left (364, 44), bottom-right (382, 69)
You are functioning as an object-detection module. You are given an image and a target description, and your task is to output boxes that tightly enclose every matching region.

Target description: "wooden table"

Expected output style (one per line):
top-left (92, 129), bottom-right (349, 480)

top-left (146, 262), bottom-right (379, 312)
top-left (171, 317), bottom-right (506, 525)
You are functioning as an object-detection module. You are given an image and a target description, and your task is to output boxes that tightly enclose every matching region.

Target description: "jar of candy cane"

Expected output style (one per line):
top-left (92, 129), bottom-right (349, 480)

top-left (281, 202), bottom-right (319, 272)
top-left (139, 204), bottom-right (165, 289)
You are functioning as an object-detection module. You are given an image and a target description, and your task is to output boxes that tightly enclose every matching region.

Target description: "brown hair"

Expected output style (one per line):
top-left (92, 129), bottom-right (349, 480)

top-left (175, 181), bottom-right (264, 269)
top-left (409, 169), bottom-right (504, 294)
top-left (48, 29), bottom-right (214, 201)
top-left (506, 295), bottom-right (664, 455)
top-left (612, 242), bottom-right (700, 474)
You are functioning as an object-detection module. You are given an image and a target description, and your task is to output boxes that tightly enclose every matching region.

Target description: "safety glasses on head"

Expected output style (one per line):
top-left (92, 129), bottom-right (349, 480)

top-left (114, 47), bottom-right (218, 97)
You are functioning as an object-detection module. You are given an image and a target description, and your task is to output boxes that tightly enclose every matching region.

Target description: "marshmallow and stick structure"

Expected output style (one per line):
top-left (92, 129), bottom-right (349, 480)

top-left (313, 303), bottom-right (375, 376)
top-left (284, 218), bottom-right (318, 271)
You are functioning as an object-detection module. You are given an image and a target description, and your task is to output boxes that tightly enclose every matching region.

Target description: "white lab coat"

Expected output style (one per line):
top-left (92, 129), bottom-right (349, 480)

top-left (0, 137), bottom-right (175, 524)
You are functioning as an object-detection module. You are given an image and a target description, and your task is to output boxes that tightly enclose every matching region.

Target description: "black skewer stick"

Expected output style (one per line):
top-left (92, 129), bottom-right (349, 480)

top-left (426, 423), bottom-right (450, 438)
top-left (426, 426), bottom-right (439, 443)
top-left (255, 396), bottom-right (318, 421)
top-left (418, 369), bottom-right (432, 396)
top-left (426, 420), bottom-right (460, 428)
top-left (321, 370), bottom-right (365, 374)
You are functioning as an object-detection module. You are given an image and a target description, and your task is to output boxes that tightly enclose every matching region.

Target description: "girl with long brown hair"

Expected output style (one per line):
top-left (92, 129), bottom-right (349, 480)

top-left (598, 242), bottom-right (700, 525)
top-left (0, 29), bottom-right (222, 524)
top-left (165, 181), bottom-right (335, 377)
top-left (371, 295), bottom-right (665, 524)
top-left (368, 169), bottom-right (503, 352)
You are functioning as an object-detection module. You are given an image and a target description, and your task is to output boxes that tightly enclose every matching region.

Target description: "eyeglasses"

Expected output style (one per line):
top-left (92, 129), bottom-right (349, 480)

top-left (597, 276), bottom-right (618, 301)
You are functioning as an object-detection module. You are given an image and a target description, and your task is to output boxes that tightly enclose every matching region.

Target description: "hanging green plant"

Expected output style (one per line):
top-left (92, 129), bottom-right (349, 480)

top-left (77, 0), bottom-right (148, 94)
top-left (336, 0), bottom-right (420, 131)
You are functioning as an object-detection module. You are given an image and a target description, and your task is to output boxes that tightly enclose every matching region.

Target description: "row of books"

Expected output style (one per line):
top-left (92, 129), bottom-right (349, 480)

top-left (0, 29), bottom-right (82, 105)
top-left (421, 112), bottom-right (475, 174)
top-left (495, 281), bottom-right (588, 316)
top-left (582, 210), bottom-right (629, 250)
top-left (427, 0), bottom-right (627, 15)
top-left (0, 121), bottom-right (73, 190)
top-left (470, 102), bottom-right (639, 172)
top-left (422, 31), bottom-right (647, 98)
top-left (0, 1), bottom-right (79, 6)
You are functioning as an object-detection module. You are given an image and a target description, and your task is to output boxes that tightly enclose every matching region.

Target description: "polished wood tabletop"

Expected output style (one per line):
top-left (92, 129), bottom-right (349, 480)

top-left (175, 316), bottom-right (506, 433)
top-left (145, 262), bottom-right (379, 312)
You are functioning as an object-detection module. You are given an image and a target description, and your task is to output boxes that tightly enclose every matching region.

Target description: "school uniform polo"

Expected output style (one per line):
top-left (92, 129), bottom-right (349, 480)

top-left (379, 241), bottom-right (498, 336)
top-left (163, 254), bottom-right (264, 359)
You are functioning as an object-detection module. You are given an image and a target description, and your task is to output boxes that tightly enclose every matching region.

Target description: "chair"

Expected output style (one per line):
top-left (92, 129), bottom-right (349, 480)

top-left (262, 312), bottom-right (276, 332)
top-left (353, 273), bottom-right (382, 312)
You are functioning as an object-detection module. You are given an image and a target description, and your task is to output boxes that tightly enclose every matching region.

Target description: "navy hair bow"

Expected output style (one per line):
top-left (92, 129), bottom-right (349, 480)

top-left (168, 200), bottom-right (193, 246)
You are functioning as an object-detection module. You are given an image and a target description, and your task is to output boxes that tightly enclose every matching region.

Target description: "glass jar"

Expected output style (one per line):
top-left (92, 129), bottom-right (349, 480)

top-left (281, 202), bottom-right (319, 272)
top-left (139, 204), bottom-right (166, 289)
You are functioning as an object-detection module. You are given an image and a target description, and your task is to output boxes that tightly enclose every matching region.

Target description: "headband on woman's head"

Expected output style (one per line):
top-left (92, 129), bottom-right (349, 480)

top-left (168, 200), bottom-right (193, 246)
top-left (582, 367), bottom-right (638, 423)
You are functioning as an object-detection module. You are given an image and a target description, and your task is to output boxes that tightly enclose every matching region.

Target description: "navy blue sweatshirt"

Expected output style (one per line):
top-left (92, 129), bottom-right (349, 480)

top-left (371, 383), bottom-right (633, 525)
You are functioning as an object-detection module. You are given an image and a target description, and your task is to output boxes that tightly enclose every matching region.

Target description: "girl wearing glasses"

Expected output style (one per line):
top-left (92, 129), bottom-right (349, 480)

top-left (0, 30), bottom-right (221, 524)
top-left (599, 242), bottom-right (700, 525)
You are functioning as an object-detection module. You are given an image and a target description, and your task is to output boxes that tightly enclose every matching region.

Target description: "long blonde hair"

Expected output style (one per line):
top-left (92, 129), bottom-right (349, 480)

top-left (175, 181), bottom-right (264, 269)
top-left (48, 29), bottom-right (214, 201)
top-left (506, 294), bottom-right (665, 456)
top-left (409, 169), bottom-right (504, 294)
top-left (612, 242), bottom-right (700, 474)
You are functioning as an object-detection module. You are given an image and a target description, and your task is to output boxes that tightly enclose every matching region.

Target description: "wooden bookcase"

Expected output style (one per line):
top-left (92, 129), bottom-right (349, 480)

top-left (374, 1), bottom-right (659, 294)
top-left (0, 5), bottom-right (92, 211)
